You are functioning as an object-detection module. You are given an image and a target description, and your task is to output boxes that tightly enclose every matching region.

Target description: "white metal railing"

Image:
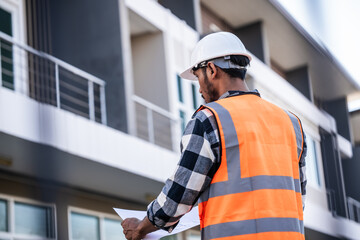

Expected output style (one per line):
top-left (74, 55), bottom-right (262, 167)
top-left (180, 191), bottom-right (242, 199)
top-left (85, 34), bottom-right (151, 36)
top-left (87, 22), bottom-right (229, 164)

top-left (348, 197), bottom-right (360, 223)
top-left (0, 31), bottom-right (106, 124)
top-left (132, 95), bottom-right (179, 151)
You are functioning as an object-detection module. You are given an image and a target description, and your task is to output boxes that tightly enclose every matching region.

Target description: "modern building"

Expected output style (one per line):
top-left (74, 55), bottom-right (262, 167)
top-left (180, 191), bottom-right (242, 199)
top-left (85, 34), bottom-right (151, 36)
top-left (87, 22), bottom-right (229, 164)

top-left (0, 0), bottom-right (359, 239)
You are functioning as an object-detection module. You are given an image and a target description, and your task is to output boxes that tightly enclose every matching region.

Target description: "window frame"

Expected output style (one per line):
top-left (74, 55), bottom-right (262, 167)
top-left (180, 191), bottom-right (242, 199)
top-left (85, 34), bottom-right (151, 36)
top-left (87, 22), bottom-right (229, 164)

top-left (0, 193), bottom-right (57, 240)
top-left (185, 229), bottom-right (201, 240)
top-left (174, 74), bottom-right (203, 133)
top-left (0, 0), bottom-right (27, 94)
top-left (68, 206), bottom-right (123, 240)
top-left (303, 124), bottom-right (326, 192)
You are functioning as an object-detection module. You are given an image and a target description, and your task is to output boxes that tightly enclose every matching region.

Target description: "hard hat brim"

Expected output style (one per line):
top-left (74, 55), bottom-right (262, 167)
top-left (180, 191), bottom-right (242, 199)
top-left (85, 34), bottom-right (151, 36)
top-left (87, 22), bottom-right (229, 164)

top-left (180, 53), bottom-right (252, 81)
top-left (180, 67), bottom-right (197, 81)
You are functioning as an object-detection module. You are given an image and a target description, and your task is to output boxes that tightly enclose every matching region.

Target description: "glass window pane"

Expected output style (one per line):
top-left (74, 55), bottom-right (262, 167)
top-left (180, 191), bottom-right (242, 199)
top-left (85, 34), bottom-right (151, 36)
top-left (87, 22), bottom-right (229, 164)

top-left (104, 218), bottom-right (126, 240)
top-left (179, 110), bottom-right (186, 133)
top-left (14, 202), bottom-right (53, 237)
top-left (306, 136), bottom-right (321, 187)
top-left (177, 75), bottom-right (183, 103)
top-left (71, 212), bottom-right (100, 240)
top-left (160, 235), bottom-right (178, 240)
top-left (192, 84), bottom-right (198, 110)
top-left (0, 7), bottom-right (13, 35)
top-left (187, 231), bottom-right (201, 240)
top-left (0, 199), bottom-right (8, 232)
top-left (0, 8), bottom-right (14, 90)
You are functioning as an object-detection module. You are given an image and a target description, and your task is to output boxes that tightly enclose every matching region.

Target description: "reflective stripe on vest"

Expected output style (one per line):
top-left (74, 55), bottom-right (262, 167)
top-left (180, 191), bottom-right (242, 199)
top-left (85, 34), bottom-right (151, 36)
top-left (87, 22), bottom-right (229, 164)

top-left (285, 110), bottom-right (305, 161)
top-left (197, 95), bottom-right (304, 240)
top-left (202, 218), bottom-right (304, 240)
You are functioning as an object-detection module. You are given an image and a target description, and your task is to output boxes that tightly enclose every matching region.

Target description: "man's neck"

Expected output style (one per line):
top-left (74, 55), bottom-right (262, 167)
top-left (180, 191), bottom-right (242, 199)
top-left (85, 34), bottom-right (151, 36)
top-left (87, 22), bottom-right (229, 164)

top-left (218, 78), bottom-right (249, 97)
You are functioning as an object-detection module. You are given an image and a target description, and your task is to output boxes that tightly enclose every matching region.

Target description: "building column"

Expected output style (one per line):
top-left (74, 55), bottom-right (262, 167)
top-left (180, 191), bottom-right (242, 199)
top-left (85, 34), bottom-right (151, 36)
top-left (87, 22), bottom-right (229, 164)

top-left (342, 145), bottom-right (360, 202)
top-left (158, 0), bottom-right (202, 31)
top-left (342, 110), bottom-right (360, 219)
top-left (319, 128), bottom-right (349, 218)
top-left (323, 97), bottom-right (352, 142)
top-left (235, 21), bottom-right (269, 65)
top-left (285, 65), bottom-right (313, 102)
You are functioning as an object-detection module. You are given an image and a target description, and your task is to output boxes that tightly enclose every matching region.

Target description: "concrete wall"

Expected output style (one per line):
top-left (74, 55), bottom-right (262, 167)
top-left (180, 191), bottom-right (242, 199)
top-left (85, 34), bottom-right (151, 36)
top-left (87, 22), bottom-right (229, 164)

top-left (0, 88), bottom-right (179, 188)
top-left (48, 0), bottom-right (128, 132)
top-left (305, 228), bottom-right (343, 240)
top-left (131, 32), bottom-right (169, 110)
top-left (200, 3), bottom-right (232, 34)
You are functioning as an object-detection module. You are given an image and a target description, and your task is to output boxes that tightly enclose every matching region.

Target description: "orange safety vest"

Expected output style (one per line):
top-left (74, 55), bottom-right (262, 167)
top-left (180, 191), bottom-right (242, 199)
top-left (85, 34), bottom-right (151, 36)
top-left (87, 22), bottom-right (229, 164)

top-left (197, 93), bottom-right (305, 240)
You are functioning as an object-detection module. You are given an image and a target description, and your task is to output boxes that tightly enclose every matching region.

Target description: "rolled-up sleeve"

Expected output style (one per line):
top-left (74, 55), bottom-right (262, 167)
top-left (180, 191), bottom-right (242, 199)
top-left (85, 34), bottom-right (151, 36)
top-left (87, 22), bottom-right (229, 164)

top-left (147, 109), bottom-right (219, 232)
top-left (300, 131), bottom-right (307, 210)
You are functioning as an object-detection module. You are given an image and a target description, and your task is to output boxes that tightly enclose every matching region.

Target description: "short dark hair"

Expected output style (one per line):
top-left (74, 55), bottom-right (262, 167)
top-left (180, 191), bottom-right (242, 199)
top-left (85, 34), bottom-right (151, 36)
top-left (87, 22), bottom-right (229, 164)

top-left (219, 55), bottom-right (250, 80)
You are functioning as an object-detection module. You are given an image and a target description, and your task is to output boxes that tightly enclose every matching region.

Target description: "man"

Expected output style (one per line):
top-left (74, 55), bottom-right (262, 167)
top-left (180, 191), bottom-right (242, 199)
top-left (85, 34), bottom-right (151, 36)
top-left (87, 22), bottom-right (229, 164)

top-left (121, 32), bottom-right (307, 240)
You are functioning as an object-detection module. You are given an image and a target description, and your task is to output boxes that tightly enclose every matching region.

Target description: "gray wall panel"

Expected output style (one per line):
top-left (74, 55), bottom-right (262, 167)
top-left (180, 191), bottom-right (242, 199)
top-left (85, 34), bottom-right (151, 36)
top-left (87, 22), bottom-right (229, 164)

top-left (49, 0), bottom-right (128, 132)
top-left (159, 0), bottom-right (198, 30)
top-left (286, 66), bottom-right (313, 102)
top-left (235, 21), bottom-right (267, 64)
top-left (342, 145), bottom-right (360, 202)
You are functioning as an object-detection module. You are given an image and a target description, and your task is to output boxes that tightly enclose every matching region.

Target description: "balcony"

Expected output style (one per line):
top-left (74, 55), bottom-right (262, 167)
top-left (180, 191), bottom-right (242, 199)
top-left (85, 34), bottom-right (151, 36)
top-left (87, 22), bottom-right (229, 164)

top-left (133, 95), bottom-right (179, 151)
top-left (0, 33), bottom-right (179, 204)
top-left (0, 29), bottom-right (183, 156)
top-left (0, 31), bottom-right (106, 124)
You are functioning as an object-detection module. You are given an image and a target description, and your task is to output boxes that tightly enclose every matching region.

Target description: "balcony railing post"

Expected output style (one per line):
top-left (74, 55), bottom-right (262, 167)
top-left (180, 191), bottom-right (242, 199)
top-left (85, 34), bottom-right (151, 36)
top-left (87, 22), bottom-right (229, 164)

top-left (348, 197), bottom-right (354, 221)
top-left (147, 108), bottom-right (155, 144)
top-left (0, 40), bottom-right (2, 87)
top-left (100, 85), bottom-right (107, 125)
top-left (88, 81), bottom-right (95, 121)
top-left (55, 63), bottom-right (60, 108)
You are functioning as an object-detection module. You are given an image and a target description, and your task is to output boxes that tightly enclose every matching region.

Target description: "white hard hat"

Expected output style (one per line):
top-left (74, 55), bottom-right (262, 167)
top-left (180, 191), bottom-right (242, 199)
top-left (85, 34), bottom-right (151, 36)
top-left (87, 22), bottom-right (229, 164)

top-left (180, 31), bottom-right (252, 80)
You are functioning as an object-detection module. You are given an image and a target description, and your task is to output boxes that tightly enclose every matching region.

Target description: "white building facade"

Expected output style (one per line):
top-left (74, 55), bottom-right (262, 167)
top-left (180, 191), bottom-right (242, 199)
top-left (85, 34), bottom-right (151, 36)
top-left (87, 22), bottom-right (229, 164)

top-left (0, 0), bottom-right (359, 239)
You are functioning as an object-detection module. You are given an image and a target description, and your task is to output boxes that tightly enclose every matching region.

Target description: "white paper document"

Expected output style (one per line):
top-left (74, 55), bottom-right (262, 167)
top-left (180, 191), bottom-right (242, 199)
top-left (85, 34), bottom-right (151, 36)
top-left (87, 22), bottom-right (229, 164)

top-left (113, 206), bottom-right (200, 240)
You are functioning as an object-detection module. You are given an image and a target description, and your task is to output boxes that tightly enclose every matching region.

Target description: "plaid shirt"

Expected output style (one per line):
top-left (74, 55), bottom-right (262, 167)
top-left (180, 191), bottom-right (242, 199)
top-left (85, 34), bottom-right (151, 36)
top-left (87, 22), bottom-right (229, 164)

top-left (147, 90), bottom-right (307, 232)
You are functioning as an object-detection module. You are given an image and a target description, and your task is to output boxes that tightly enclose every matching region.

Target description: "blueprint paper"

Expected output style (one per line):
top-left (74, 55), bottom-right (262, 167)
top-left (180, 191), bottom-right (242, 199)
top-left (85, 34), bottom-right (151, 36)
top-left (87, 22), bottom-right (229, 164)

top-left (113, 206), bottom-right (200, 240)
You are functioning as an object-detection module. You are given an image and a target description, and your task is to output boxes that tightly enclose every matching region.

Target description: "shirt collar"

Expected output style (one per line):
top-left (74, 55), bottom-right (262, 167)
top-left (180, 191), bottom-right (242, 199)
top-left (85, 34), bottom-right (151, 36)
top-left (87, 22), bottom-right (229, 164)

top-left (218, 89), bottom-right (260, 100)
top-left (192, 89), bottom-right (261, 118)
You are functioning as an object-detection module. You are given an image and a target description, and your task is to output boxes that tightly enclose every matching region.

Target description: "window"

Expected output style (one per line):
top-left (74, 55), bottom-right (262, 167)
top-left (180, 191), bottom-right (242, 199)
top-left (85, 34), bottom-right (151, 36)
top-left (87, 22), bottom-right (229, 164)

top-left (0, 7), bottom-right (14, 90)
top-left (186, 230), bottom-right (201, 240)
top-left (191, 83), bottom-right (198, 110)
top-left (0, 195), bottom-right (56, 240)
top-left (161, 235), bottom-right (178, 240)
top-left (179, 110), bottom-right (186, 133)
top-left (104, 218), bottom-right (124, 240)
top-left (15, 202), bottom-right (55, 237)
top-left (305, 135), bottom-right (321, 187)
top-left (71, 212), bottom-right (100, 240)
top-left (69, 208), bottom-right (125, 240)
top-left (0, 199), bottom-right (8, 232)
top-left (177, 74), bottom-right (184, 103)
top-left (175, 74), bottom-right (202, 139)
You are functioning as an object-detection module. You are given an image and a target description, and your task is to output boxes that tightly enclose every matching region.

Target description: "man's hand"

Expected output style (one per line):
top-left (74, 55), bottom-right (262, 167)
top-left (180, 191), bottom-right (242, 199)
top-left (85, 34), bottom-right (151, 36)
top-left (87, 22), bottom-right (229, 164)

top-left (121, 218), bottom-right (144, 240)
top-left (121, 216), bottom-right (158, 240)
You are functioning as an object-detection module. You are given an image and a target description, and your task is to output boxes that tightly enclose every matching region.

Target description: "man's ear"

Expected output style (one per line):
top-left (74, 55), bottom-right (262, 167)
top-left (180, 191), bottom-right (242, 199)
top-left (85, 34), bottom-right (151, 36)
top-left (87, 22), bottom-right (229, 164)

top-left (207, 62), bottom-right (217, 79)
